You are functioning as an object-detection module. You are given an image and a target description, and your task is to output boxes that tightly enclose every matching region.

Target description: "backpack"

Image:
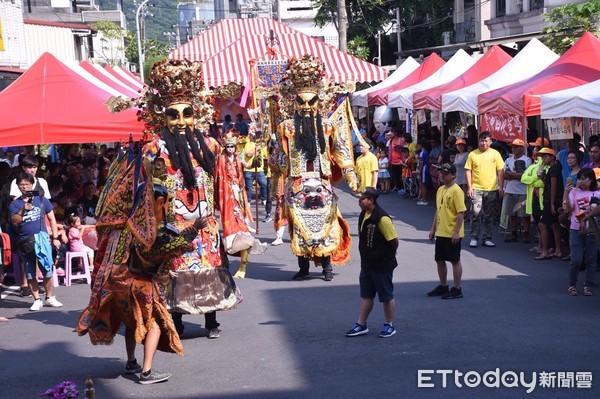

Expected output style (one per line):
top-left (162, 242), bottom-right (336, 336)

top-left (0, 231), bottom-right (11, 266)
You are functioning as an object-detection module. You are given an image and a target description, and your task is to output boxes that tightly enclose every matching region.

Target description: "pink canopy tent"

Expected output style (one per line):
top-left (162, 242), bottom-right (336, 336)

top-left (367, 53), bottom-right (446, 106)
top-left (79, 61), bottom-right (140, 98)
top-left (104, 65), bottom-right (144, 92)
top-left (478, 32), bottom-right (600, 116)
top-left (0, 52), bottom-right (144, 146)
top-left (412, 46), bottom-right (512, 110)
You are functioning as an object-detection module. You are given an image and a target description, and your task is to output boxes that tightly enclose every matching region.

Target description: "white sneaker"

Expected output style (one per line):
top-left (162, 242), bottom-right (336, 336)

top-left (469, 239), bottom-right (478, 248)
top-left (45, 296), bottom-right (63, 308)
top-left (271, 238), bottom-right (283, 246)
top-left (416, 200), bottom-right (428, 206)
top-left (482, 240), bottom-right (496, 247)
top-left (30, 299), bottom-right (44, 311)
top-left (247, 225), bottom-right (257, 234)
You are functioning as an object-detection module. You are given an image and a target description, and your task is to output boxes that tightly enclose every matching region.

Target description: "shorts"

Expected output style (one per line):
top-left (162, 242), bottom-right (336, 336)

top-left (502, 193), bottom-right (527, 217)
top-left (540, 204), bottom-right (559, 225)
top-left (434, 236), bottom-right (462, 263)
top-left (359, 269), bottom-right (394, 302)
top-left (22, 252), bottom-right (53, 280)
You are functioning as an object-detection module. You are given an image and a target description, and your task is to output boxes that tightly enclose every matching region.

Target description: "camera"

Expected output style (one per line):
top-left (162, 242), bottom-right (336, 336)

top-left (24, 190), bottom-right (39, 198)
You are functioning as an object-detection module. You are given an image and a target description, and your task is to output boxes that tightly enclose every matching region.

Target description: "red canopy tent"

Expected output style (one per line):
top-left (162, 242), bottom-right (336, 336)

top-left (367, 53), bottom-right (446, 106)
top-left (412, 46), bottom-right (512, 110)
top-left (0, 53), bottom-right (144, 146)
top-left (478, 32), bottom-right (600, 116)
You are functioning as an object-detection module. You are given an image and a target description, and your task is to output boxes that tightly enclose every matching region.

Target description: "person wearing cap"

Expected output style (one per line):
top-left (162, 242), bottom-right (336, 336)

top-left (428, 163), bottom-right (466, 299)
top-left (346, 187), bottom-right (399, 338)
top-left (465, 131), bottom-right (505, 248)
top-left (355, 143), bottom-right (379, 193)
top-left (502, 139), bottom-right (532, 243)
top-left (528, 137), bottom-right (550, 148)
top-left (0, 147), bottom-right (15, 166)
top-left (535, 147), bottom-right (565, 260)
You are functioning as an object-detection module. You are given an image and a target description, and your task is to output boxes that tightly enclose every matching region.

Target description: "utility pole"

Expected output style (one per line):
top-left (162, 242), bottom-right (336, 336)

top-left (337, 0), bottom-right (347, 52)
top-left (136, 0), bottom-right (151, 82)
top-left (395, 7), bottom-right (402, 58)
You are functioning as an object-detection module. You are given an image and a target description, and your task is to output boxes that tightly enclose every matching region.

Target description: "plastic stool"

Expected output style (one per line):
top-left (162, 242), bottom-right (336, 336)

top-left (3, 250), bottom-right (23, 286)
top-left (65, 251), bottom-right (91, 286)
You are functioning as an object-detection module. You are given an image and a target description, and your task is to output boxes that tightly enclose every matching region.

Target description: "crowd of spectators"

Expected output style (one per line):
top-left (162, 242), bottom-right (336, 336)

top-left (0, 143), bottom-right (118, 297)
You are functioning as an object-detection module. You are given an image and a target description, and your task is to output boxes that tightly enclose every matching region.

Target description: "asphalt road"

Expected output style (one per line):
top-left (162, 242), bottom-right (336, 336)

top-left (1, 185), bottom-right (599, 399)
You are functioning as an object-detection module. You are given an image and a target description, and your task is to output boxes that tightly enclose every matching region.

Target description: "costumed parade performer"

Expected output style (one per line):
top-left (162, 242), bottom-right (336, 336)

top-left (76, 147), bottom-right (201, 384)
top-left (269, 55), bottom-right (359, 281)
top-left (139, 59), bottom-right (242, 339)
top-left (215, 130), bottom-right (267, 279)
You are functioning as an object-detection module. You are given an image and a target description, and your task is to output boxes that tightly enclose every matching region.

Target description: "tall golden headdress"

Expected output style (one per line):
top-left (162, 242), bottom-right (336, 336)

top-left (146, 59), bottom-right (203, 107)
top-left (285, 55), bottom-right (326, 93)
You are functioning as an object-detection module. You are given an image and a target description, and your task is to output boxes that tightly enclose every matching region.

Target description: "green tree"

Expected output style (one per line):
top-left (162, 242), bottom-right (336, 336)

top-left (92, 21), bottom-right (130, 66)
top-left (313, 0), bottom-right (453, 65)
top-left (543, 0), bottom-right (600, 55)
top-left (143, 40), bottom-right (171, 78)
top-left (347, 35), bottom-right (369, 60)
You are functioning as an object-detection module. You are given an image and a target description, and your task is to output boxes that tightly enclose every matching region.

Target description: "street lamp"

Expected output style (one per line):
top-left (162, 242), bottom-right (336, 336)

top-left (136, 0), bottom-right (151, 83)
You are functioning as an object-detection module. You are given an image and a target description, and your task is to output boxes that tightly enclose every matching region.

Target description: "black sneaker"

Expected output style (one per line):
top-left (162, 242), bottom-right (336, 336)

top-left (139, 370), bottom-right (171, 385)
top-left (125, 359), bottom-right (142, 374)
top-left (292, 269), bottom-right (310, 281)
top-left (427, 284), bottom-right (449, 297)
top-left (20, 287), bottom-right (32, 298)
top-left (323, 270), bottom-right (333, 281)
top-left (441, 287), bottom-right (463, 299)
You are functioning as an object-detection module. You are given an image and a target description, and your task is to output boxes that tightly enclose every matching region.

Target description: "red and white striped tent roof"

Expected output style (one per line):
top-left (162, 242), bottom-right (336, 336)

top-left (170, 18), bottom-right (297, 63)
top-left (170, 18), bottom-right (386, 86)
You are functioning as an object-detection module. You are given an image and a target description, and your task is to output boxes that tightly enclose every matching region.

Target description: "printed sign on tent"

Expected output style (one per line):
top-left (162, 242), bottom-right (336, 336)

top-left (430, 110), bottom-right (442, 130)
top-left (397, 108), bottom-right (407, 121)
top-left (480, 113), bottom-right (524, 142)
top-left (546, 118), bottom-right (573, 141)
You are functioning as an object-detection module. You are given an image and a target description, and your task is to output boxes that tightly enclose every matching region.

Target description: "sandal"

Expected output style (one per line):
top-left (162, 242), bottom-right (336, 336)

top-left (584, 287), bottom-right (593, 296)
top-left (568, 286), bottom-right (579, 296)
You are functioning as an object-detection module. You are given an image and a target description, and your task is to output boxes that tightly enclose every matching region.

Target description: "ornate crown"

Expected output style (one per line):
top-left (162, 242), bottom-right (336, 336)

top-left (146, 59), bottom-right (203, 107)
top-left (223, 130), bottom-right (238, 146)
top-left (285, 55), bottom-right (326, 93)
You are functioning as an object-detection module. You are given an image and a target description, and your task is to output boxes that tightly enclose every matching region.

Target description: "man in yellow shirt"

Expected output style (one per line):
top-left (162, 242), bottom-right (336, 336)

top-left (428, 164), bottom-right (466, 299)
top-left (465, 131), bottom-right (505, 248)
top-left (355, 144), bottom-right (379, 193)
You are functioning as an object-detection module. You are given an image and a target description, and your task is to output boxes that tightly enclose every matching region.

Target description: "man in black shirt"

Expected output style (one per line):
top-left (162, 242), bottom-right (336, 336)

top-left (345, 188), bottom-right (399, 338)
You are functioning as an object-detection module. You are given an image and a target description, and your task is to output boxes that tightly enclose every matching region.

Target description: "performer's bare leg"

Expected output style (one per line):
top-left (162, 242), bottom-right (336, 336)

top-left (142, 321), bottom-right (160, 373)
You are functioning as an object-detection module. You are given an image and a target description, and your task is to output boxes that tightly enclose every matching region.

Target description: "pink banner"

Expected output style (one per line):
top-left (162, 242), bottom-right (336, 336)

top-left (480, 113), bottom-right (525, 142)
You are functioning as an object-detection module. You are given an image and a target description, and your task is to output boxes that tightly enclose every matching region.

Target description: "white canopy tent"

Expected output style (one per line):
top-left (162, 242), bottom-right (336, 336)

top-left (387, 50), bottom-right (475, 109)
top-left (351, 57), bottom-right (420, 107)
top-left (441, 38), bottom-right (558, 114)
top-left (540, 79), bottom-right (600, 119)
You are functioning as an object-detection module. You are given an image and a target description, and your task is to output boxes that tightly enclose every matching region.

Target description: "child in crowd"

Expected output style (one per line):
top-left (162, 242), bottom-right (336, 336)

top-left (67, 214), bottom-right (95, 267)
top-left (377, 148), bottom-right (391, 194)
top-left (400, 147), bottom-right (416, 198)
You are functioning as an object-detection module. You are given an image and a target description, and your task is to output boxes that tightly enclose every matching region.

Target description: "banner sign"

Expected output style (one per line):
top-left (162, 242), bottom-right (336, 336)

top-left (546, 118), bottom-right (573, 141)
top-left (480, 113), bottom-right (525, 142)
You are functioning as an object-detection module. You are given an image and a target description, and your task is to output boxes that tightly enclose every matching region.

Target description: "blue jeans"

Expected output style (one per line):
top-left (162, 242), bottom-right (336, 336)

top-left (471, 189), bottom-right (498, 241)
top-left (569, 229), bottom-right (597, 287)
top-left (244, 171), bottom-right (267, 202)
